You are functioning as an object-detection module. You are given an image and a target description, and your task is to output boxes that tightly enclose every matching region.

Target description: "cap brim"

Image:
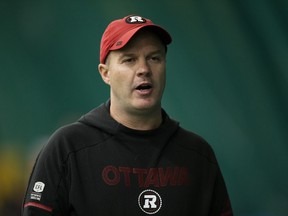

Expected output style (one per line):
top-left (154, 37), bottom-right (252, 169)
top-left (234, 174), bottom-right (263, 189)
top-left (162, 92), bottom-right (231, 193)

top-left (110, 25), bottom-right (172, 51)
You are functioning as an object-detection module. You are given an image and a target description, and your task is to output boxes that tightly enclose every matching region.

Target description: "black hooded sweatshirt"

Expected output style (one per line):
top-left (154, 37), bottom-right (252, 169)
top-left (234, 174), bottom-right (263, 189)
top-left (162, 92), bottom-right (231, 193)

top-left (22, 101), bottom-right (233, 216)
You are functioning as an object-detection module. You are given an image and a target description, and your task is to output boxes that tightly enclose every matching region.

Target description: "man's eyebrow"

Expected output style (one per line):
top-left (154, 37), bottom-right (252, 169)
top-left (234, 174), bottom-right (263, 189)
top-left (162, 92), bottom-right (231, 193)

top-left (149, 49), bottom-right (165, 55)
top-left (119, 52), bottom-right (135, 58)
top-left (117, 53), bottom-right (135, 62)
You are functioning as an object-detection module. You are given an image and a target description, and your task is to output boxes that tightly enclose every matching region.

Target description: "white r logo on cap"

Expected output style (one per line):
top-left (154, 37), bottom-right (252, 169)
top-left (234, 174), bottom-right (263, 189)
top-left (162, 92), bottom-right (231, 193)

top-left (126, 16), bottom-right (146, 23)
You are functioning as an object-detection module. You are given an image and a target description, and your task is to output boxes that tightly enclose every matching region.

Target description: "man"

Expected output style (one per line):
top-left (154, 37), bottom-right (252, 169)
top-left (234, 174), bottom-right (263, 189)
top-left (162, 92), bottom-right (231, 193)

top-left (22, 15), bottom-right (233, 215)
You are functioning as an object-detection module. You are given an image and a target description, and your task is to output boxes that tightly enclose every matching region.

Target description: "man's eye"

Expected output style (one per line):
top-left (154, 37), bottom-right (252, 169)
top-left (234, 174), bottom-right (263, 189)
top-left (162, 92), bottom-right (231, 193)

top-left (123, 58), bottom-right (134, 63)
top-left (150, 56), bottom-right (161, 62)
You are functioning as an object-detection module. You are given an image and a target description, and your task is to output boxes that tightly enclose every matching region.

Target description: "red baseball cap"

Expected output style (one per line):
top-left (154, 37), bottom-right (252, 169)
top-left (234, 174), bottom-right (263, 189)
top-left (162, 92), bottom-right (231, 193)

top-left (99, 15), bottom-right (172, 63)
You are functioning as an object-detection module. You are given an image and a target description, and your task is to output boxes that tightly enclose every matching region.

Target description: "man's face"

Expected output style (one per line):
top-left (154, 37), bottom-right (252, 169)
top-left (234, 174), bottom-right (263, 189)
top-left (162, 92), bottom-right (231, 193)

top-left (101, 30), bottom-right (167, 114)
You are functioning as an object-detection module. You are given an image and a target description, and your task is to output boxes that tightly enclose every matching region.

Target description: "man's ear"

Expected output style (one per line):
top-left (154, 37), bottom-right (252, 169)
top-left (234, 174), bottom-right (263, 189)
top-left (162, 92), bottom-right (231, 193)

top-left (98, 63), bottom-right (110, 85)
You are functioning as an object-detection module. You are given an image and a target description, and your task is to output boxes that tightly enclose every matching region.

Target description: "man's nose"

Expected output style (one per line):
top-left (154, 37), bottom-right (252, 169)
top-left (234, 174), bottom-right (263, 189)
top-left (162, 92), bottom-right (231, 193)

top-left (136, 60), bottom-right (151, 77)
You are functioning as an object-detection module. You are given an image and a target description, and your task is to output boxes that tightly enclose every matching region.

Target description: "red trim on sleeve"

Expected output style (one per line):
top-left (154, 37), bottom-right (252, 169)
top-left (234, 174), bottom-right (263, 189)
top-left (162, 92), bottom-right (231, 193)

top-left (221, 199), bottom-right (233, 216)
top-left (24, 202), bottom-right (53, 212)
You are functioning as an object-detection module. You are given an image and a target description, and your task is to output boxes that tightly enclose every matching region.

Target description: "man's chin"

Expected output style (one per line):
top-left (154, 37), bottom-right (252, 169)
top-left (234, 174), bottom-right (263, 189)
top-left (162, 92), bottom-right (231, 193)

top-left (132, 99), bottom-right (161, 112)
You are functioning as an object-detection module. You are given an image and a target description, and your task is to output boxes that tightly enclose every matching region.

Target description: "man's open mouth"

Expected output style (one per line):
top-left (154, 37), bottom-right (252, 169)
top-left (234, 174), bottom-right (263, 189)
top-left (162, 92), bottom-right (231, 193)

top-left (136, 83), bottom-right (152, 91)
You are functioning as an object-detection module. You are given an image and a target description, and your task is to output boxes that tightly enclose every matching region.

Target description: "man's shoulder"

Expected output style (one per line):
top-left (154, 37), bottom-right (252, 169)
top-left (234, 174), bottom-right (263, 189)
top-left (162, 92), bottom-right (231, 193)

top-left (174, 127), bottom-right (217, 163)
top-left (40, 121), bottom-right (110, 159)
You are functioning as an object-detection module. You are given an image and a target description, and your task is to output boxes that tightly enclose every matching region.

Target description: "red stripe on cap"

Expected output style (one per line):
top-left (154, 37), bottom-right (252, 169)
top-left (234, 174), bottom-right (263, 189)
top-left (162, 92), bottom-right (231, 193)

top-left (24, 202), bottom-right (53, 212)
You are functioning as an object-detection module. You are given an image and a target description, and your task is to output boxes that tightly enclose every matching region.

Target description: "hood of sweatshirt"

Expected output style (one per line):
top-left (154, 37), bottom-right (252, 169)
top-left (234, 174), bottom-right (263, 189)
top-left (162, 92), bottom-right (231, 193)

top-left (78, 101), bottom-right (180, 167)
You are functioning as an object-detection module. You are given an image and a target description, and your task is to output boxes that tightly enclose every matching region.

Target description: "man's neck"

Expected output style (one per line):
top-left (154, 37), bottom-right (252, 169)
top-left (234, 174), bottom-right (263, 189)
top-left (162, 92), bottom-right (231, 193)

top-left (109, 104), bottom-right (162, 131)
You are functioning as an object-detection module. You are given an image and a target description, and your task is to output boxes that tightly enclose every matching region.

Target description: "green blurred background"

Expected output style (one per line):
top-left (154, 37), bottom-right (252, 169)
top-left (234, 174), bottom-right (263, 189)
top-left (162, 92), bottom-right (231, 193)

top-left (0, 0), bottom-right (287, 215)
